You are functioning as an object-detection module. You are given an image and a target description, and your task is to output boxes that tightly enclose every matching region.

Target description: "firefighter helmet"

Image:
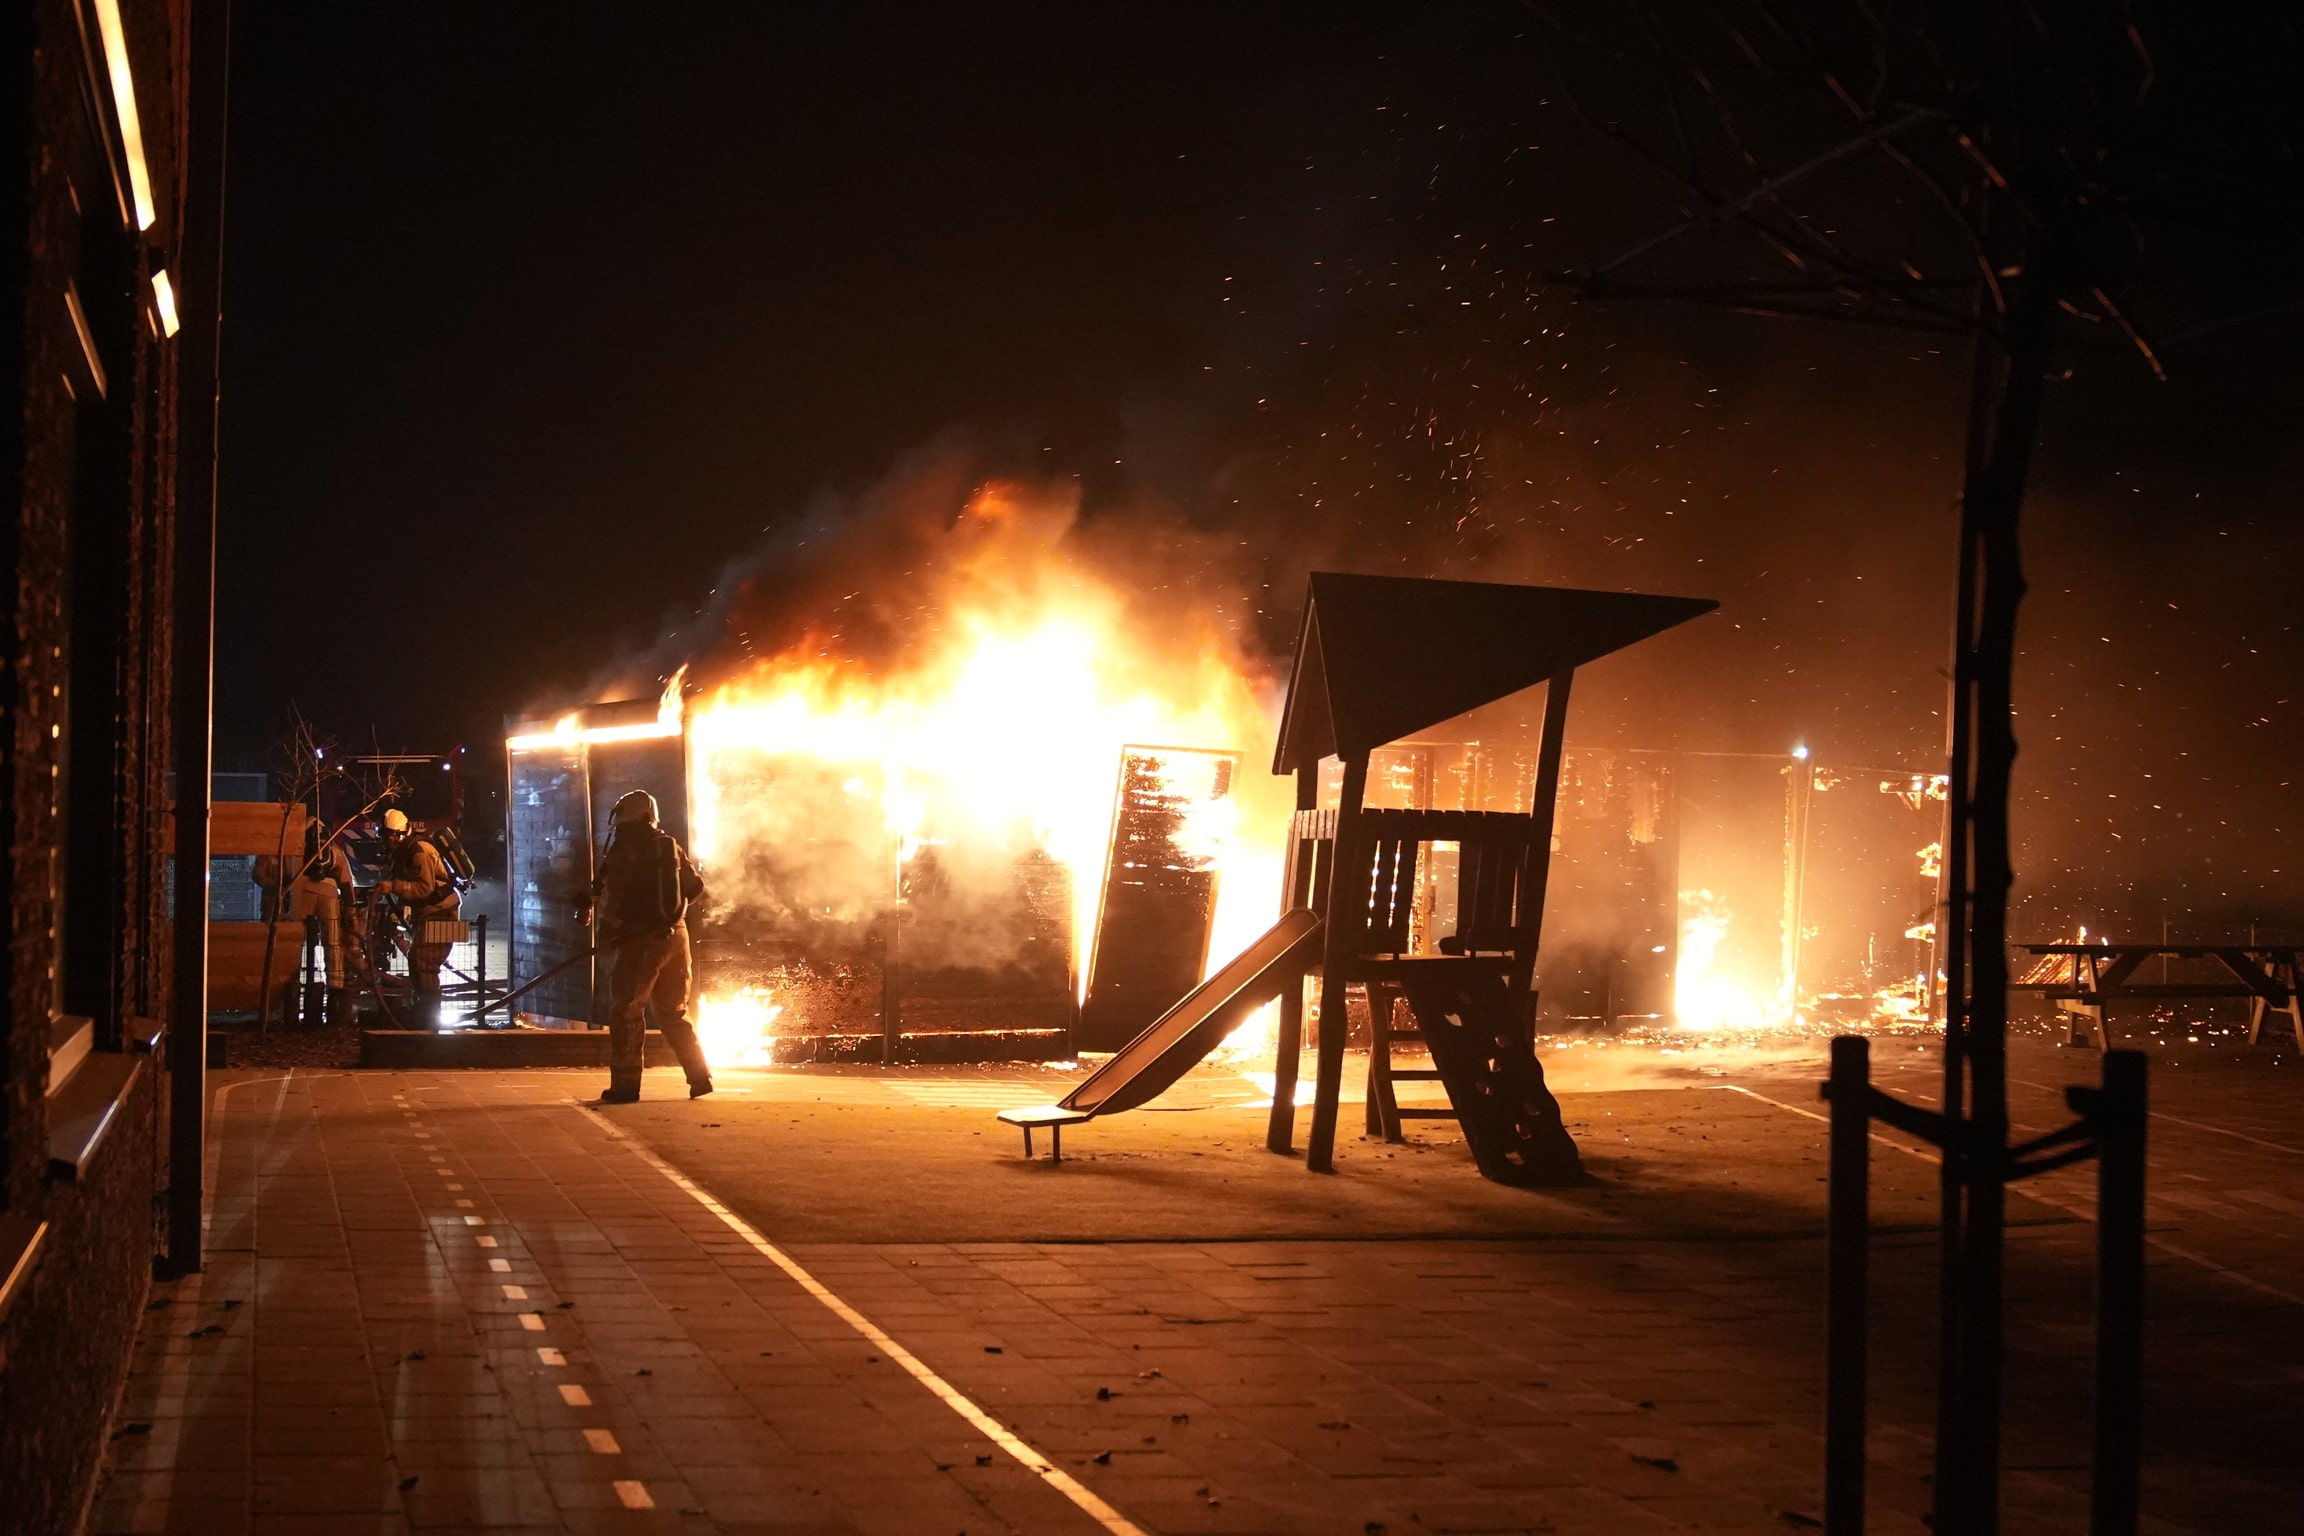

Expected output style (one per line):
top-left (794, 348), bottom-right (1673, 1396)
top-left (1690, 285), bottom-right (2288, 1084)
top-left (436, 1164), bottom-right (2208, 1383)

top-left (610, 790), bottom-right (659, 827)
top-left (381, 808), bottom-right (410, 838)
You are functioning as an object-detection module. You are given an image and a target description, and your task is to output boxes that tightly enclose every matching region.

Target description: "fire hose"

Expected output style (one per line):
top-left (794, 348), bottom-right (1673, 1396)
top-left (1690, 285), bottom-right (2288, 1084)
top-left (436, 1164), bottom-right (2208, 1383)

top-left (461, 929), bottom-right (637, 1024)
top-left (462, 943), bottom-right (603, 1024)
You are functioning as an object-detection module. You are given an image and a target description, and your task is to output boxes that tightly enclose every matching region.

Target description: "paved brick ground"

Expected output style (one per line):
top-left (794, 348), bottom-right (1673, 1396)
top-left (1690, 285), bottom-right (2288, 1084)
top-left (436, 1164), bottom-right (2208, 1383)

top-left (89, 1032), bottom-right (2301, 1534)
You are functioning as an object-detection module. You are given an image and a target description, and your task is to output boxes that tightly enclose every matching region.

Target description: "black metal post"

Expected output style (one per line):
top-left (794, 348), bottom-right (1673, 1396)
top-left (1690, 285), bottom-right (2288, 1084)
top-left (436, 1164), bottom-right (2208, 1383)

top-left (474, 911), bottom-right (488, 1013)
top-left (2091, 1050), bottom-right (2146, 1536)
top-left (165, 0), bottom-right (232, 1278)
top-left (880, 904), bottom-right (901, 1064)
top-left (1825, 1035), bottom-right (1871, 1535)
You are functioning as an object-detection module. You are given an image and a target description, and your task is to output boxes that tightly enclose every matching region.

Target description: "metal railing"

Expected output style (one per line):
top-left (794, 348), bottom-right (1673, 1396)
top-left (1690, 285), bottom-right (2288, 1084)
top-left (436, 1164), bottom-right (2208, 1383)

top-left (1821, 1036), bottom-right (2145, 1535)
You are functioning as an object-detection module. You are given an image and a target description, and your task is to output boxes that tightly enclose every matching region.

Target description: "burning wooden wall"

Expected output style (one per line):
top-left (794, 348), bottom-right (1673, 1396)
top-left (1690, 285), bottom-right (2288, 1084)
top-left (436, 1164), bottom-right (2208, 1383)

top-left (1077, 747), bottom-right (1238, 1051)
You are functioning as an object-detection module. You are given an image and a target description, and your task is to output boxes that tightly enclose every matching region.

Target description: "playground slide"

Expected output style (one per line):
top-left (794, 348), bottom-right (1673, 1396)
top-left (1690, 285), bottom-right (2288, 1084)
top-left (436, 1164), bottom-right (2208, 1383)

top-left (1061, 907), bottom-right (1326, 1118)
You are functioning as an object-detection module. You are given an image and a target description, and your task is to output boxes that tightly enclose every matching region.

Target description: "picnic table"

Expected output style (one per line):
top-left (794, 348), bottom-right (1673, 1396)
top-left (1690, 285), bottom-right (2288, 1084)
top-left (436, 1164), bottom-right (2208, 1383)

top-left (2013, 943), bottom-right (2304, 1050)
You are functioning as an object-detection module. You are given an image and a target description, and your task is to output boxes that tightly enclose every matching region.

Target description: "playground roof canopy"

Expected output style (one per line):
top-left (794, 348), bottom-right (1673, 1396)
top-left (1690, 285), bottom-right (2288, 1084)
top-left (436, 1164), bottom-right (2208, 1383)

top-left (1273, 573), bottom-right (1718, 774)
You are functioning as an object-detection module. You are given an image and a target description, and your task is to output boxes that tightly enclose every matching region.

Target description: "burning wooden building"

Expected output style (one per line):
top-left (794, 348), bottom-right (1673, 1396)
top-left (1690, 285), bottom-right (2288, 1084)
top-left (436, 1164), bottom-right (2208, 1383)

top-left (505, 675), bottom-right (1271, 1070)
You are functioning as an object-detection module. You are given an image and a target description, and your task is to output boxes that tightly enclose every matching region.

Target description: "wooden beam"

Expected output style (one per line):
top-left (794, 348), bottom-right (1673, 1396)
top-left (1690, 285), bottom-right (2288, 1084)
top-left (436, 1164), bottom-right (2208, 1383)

top-left (1306, 753), bottom-right (1367, 1173)
top-left (1508, 673), bottom-right (1575, 1036)
top-left (1266, 764), bottom-right (1319, 1154)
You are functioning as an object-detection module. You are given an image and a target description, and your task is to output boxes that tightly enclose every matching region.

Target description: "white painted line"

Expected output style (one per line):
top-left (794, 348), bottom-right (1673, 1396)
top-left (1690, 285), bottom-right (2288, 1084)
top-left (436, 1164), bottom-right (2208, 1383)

top-left (583, 1428), bottom-right (622, 1454)
top-left (1724, 1082), bottom-right (2304, 1308)
top-left (612, 1480), bottom-right (654, 1509)
top-left (519, 1314), bottom-right (546, 1332)
top-left (1715, 1084), bottom-right (1938, 1164)
top-left (502, 1284), bottom-right (528, 1300)
top-left (489, 1259), bottom-right (512, 1273)
top-left (463, 1215), bottom-right (487, 1227)
top-left (2142, 1111), bottom-right (2304, 1157)
top-left (599, 1113), bottom-right (1151, 1536)
top-left (475, 1235), bottom-right (497, 1248)
top-left (537, 1347), bottom-right (566, 1366)
top-left (2006, 1072), bottom-right (2304, 1156)
top-left (559, 1384), bottom-right (593, 1407)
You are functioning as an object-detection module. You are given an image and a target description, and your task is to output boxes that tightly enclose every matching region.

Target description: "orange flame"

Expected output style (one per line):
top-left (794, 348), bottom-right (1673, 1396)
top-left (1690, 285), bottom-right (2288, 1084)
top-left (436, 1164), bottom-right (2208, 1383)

top-left (683, 482), bottom-right (1290, 1050)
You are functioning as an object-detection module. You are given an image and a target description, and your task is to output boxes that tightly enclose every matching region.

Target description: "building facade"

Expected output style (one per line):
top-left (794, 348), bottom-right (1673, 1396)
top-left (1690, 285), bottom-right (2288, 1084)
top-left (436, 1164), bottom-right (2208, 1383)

top-left (2, 2), bottom-right (207, 1530)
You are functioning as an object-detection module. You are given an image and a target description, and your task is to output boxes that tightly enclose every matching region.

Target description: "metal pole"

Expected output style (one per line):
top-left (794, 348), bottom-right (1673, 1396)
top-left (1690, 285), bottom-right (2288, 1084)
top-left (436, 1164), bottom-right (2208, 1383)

top-left (2090, 1050), bottom-right (2146, 1536)
top-left (880, 904), bottom-right (901, 1064)
top-left (165, 0), bottom-right (232, 1278)
top-left (1825, 1035), bottom-right (1871, 1535)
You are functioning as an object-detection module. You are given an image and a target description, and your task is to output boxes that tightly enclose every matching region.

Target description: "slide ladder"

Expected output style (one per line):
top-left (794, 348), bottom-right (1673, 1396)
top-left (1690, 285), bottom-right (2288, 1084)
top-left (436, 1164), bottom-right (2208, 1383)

top-left (1397, 968), bottom-right (1582, 1186)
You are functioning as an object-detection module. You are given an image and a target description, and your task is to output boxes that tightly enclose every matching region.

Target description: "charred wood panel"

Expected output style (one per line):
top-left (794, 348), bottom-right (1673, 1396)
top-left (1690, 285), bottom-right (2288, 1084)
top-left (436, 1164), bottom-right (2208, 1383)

top-left (1079, 748), bottom-right (1233, 1052)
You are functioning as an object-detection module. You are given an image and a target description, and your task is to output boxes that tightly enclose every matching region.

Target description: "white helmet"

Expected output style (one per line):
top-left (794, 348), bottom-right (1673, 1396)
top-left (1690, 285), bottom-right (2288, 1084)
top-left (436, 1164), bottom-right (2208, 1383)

top-left (382, 808), bottom-right (410, 837)
top-left (611, 790), bottom-right (659, 827)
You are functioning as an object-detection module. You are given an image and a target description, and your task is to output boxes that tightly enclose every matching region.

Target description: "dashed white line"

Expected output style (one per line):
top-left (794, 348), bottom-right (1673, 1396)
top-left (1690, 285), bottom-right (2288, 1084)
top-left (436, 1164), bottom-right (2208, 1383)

top-left (591, 1107), bottom-right (1151, 1536)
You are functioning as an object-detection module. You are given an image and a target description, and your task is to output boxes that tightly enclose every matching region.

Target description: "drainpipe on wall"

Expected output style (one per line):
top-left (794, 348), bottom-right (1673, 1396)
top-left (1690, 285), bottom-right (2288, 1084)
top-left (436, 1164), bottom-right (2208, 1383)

top-left (164, 0), bottom-right (230, 1278)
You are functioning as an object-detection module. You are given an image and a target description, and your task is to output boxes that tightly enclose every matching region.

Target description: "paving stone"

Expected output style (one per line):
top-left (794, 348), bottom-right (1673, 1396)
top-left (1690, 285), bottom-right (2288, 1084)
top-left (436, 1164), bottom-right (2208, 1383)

top-left (87, 1045), bottom-right (2304, 1535)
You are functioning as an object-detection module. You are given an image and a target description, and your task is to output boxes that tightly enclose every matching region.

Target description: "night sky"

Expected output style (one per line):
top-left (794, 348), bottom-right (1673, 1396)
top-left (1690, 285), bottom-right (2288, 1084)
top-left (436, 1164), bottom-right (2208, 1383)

top-left (216, 3), bottom-right (2304, 937)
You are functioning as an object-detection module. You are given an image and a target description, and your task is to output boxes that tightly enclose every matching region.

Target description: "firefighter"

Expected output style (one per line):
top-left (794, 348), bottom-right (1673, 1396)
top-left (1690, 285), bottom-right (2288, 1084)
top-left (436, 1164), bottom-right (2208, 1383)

top-left (376, 807), bottom-right (461, 1029)
top-left (575, 790), bottom-right (712, 1103)
top-left (286, 827), bottom-right (355, 1025)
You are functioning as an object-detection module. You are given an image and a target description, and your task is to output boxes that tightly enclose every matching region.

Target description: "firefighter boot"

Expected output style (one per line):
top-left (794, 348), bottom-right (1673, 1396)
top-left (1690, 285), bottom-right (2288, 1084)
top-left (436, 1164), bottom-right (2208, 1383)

top-left (597, 1070), bottom-right (642, 1106)
top-left (662, 1013), bottom-right (714, 1098)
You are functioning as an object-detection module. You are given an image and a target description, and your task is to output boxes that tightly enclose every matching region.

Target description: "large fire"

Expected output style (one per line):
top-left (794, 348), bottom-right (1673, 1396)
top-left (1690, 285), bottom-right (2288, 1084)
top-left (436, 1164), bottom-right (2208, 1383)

top-left (680, 483), bottom-right (1290, 1063)
top-left (519, 479), bottom-right (1941, 1060)
top-left (1672, 890), bottom-right (1783, 1031)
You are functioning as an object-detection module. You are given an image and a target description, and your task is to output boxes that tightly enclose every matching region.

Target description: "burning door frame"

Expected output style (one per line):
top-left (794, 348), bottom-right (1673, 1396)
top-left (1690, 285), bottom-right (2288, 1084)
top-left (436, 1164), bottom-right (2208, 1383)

top-left (1078, 745), bottom-right (1242, 1052)
top-left (504, 697), bottom-right (687, 1026)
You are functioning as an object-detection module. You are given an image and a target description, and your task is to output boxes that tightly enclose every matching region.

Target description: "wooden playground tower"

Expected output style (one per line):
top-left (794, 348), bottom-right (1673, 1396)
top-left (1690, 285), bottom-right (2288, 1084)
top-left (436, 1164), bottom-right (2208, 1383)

top-left (1263, 573), bottom-right (1715, 1182)
top-left (1001, 572), bottom-right (1713, 1180)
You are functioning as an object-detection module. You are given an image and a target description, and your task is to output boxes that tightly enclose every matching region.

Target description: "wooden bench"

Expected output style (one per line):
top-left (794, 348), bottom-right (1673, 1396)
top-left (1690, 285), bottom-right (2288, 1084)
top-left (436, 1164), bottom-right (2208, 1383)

top-left (995, 1104), bottom-right (1091, 1161)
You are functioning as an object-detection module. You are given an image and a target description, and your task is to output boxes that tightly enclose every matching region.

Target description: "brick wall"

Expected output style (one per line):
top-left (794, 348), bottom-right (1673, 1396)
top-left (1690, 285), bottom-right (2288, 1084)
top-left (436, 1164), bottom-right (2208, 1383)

top-left (0, 1), bottom-right (190, 1530)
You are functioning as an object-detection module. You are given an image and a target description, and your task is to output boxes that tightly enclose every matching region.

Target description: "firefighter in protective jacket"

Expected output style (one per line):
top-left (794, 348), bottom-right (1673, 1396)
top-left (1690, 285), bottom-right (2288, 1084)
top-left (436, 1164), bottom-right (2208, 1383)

top-left (576, 790), bottom-right (712, 1103)
top-left (376, 807), bottom-right (462, 1029)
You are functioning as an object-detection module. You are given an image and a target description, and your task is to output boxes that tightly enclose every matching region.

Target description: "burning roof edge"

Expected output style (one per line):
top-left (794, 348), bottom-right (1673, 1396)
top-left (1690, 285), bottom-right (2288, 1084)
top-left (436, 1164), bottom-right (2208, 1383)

top-left (504, 696), bottom-right (680, 750)
top-left (1272, 572), bottom-right (1719, 775)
